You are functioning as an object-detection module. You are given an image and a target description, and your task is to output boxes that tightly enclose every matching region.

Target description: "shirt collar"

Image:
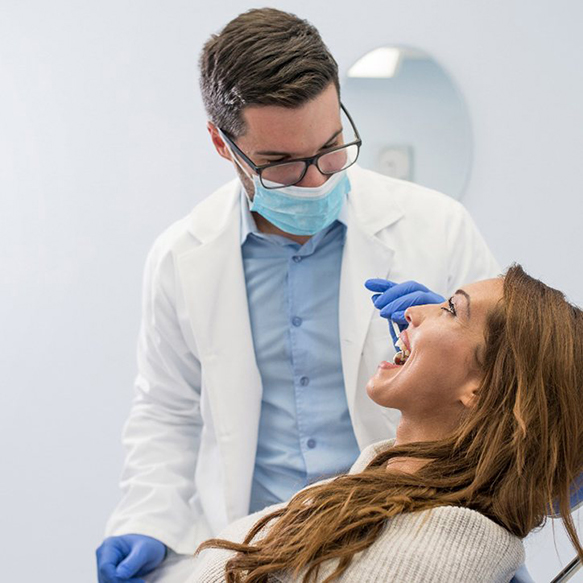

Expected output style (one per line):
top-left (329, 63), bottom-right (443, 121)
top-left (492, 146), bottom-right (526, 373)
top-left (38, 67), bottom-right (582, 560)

top-left (239, 185), bottom-right (349, 246)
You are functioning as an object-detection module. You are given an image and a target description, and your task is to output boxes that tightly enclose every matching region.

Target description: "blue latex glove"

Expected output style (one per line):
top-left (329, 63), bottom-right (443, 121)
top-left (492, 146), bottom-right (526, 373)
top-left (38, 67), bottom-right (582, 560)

top-left (96, 534), bottom-right (166, 583)
top-left (364, 279), bottom-right (445, 345)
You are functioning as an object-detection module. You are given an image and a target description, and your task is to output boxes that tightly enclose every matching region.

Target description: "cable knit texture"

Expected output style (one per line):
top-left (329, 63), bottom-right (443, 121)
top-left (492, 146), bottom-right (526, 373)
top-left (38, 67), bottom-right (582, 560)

top-left (189, 440), bottom-right (524, 582)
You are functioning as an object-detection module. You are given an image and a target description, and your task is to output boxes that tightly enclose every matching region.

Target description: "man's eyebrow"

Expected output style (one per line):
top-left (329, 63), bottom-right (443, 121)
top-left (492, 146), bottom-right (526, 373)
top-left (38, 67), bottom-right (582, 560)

top-left (255, 128), bottom-right (343, 157)
top-left (454, 289), bottom-right (471, 319)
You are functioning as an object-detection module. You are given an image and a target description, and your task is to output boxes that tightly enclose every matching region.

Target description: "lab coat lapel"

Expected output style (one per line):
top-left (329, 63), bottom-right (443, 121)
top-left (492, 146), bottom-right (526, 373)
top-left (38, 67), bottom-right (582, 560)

top-left (339, 168), bottom-right (403, 430)
top-left (177, 184), bottom-right (262, 522)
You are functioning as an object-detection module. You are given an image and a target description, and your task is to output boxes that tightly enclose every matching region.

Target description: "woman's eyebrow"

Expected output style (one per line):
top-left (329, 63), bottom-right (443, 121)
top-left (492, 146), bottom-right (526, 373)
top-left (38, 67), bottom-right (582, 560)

top-left (454, 289), bottom-right (471, 319)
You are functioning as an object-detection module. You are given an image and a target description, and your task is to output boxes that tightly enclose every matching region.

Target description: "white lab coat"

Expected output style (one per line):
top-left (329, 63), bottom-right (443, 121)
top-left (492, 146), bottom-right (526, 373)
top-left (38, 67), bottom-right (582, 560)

top-left (105, 165), bottom-right (500, 555)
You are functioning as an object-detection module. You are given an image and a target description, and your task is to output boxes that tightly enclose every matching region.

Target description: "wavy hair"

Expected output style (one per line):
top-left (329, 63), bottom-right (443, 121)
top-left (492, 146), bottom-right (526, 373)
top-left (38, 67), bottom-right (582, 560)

top-left (197, 265), bottom-right (583, 582)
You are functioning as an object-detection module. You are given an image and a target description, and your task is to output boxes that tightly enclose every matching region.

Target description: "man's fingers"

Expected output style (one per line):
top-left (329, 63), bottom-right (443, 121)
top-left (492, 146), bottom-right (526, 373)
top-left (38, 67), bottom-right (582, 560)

top-left (116, 545), bottom-right (148, 579)
top-left (364, 279), bottom-right (397, 293)
top-left (97, 541), bottom-right (127, 583)
top-left (373, 281), bottom-right (430, 309)
top-left (98, 564), bottom-right (144, 583)
top-left (379, 292), bottom-right (439, 319)
top-left (97, 562), bottom-right (118, 583)
top-left (391, 310), bottom-right (407, 327)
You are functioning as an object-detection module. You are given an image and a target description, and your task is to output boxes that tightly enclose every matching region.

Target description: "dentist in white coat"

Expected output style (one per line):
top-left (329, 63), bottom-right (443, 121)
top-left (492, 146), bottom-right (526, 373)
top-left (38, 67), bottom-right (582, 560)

top-left (96, 8), bottom-right (508, 583)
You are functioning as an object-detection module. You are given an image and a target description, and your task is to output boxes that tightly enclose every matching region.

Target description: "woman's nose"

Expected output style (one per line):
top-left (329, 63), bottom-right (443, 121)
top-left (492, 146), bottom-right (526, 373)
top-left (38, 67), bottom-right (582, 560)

top-left (404, 307), bottom-right (416, 328)
top-left (404, 303), bottom-right (430, 328)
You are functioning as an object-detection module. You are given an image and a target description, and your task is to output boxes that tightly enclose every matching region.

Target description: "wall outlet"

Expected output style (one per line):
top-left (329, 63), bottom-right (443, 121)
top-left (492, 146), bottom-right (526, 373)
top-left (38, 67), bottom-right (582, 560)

top-left (377, 146), bottom-right (413, 180)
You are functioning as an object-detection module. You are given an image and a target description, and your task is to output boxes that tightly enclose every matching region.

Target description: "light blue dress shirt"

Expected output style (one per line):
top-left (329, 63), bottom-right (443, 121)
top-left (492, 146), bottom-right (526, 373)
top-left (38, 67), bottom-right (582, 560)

top-left (240, 190), bottom-right (361, 513)
top-left (239, 191), bottom-right (533, 583)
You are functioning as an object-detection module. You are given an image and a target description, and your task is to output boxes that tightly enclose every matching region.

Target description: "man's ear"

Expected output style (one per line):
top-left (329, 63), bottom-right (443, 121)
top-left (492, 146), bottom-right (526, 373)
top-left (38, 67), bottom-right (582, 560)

top-left (207, 122), bottom-right (233, 161)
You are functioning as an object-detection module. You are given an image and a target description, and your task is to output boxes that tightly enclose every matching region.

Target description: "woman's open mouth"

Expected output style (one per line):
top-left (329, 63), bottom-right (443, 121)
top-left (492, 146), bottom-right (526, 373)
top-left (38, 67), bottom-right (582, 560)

top-left (393, 332), bottom-right (412, 366)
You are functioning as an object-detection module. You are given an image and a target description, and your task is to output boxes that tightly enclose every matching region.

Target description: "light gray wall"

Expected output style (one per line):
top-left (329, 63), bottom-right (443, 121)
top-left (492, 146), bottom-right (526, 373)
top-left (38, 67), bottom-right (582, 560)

top-left (1, 2), bottom-right (581, 582)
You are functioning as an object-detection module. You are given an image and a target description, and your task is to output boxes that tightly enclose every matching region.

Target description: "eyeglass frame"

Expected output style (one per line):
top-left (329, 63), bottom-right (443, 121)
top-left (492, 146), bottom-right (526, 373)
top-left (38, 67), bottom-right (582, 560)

top-left (218, 103), bottom-right (362, 189)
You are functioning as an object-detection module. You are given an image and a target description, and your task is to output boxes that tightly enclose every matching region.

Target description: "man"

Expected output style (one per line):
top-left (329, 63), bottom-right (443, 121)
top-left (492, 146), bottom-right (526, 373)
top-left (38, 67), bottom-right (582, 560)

top-left (96, 8), bottom-right (500, 582)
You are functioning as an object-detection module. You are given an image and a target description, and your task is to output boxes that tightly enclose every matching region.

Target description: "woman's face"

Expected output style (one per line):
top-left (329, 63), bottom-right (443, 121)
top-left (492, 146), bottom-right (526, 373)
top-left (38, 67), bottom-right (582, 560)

top-left (366, 278), bottom-right (503, 425)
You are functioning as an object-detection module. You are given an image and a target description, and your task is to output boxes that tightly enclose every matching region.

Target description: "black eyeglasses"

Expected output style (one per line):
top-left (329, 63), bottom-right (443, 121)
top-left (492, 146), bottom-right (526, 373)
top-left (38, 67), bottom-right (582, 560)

top-left (219, 103), bottom-right (362, 189)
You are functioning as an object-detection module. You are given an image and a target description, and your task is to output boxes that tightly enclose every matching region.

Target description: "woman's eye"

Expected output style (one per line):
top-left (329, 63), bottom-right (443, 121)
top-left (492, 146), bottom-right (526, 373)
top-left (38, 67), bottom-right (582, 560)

top-left (440, 296), bottom-right (457, 316)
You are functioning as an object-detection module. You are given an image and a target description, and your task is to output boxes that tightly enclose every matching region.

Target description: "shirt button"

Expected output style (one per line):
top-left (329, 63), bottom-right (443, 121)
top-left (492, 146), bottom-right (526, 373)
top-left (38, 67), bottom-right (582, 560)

top-left (292, 316), bottom-right (303, 327)
top-left (292, 255), bottom-right (302, 263)
top-left (300, 376), bottom-right (310, 386)
top-left (307, 438), bottom-right (316, 449)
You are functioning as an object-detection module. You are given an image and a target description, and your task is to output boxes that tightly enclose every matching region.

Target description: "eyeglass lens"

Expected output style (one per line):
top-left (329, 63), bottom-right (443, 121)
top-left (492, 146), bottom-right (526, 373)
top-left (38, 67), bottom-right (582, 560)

top-left (261, 143), bottom-right (359, 187)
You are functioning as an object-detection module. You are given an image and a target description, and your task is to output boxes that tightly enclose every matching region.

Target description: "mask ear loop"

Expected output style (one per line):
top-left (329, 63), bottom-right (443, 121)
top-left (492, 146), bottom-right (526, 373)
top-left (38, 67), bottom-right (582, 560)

top-left (217, 129), bottom-right (253, 179)
top-left (218, 129), bottom-right (257, 207)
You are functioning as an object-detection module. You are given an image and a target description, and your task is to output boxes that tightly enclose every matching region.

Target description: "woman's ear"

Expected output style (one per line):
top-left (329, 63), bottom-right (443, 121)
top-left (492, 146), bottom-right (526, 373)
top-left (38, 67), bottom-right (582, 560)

top-left (207, 122), bottom-right (233, 161)
top-left (459, 377), bottom-right (481, 409)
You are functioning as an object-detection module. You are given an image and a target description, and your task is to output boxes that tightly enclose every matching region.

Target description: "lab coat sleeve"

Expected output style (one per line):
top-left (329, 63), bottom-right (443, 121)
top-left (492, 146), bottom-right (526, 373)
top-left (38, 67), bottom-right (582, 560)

top-left (105, 239), bottom-right (206, 553)
top-left (446, 202), bottom-right (501, 292)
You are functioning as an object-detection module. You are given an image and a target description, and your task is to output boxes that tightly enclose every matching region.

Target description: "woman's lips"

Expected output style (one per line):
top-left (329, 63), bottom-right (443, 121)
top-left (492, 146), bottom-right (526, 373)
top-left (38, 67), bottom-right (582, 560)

top-left (379, 360), bottom-right (401, 370)
top-left (400, 329), bottom-right (412, 352)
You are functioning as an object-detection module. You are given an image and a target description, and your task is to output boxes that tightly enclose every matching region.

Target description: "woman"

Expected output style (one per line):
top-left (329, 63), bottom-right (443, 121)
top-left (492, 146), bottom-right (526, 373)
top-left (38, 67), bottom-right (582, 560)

top-left (192, 265), bottom-right (583, 582)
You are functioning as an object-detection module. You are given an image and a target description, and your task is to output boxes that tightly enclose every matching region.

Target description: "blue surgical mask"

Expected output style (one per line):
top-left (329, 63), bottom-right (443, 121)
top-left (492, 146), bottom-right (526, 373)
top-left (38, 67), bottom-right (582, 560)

top-left (245, 171), bottom-right (351, 236)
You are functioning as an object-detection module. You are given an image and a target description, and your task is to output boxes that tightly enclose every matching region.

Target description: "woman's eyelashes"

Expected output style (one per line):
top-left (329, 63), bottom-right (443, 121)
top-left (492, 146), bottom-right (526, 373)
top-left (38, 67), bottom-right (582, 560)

top-left (441, 296), bottom-right (457, 317)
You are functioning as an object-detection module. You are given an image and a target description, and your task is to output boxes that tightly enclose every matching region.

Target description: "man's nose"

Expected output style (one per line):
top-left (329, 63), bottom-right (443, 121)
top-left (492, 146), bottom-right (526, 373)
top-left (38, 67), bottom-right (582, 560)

top-left (296, 163), bottom-right (328, 188)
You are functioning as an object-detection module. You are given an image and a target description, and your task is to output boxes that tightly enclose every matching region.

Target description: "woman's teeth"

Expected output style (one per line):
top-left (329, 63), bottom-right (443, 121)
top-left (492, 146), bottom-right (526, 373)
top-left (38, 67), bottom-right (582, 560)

top-left (393, 337), bottom-right (411, 365)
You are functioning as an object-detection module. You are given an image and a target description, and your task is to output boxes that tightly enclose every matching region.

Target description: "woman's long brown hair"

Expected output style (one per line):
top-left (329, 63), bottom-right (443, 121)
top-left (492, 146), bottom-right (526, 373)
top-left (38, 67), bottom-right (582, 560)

top-left (197, 265), bottom-right (583, 582)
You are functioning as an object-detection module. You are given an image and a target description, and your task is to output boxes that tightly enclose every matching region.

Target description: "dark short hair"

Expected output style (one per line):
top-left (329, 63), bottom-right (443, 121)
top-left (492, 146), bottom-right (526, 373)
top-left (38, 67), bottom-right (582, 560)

top-left (199, 8), bottom-right (340, 137)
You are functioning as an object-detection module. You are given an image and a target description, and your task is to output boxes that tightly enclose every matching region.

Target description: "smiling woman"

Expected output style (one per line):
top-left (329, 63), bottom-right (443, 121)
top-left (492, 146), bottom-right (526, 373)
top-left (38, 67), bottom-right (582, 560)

top-left (366, 278), bottom-right (503, 443)
top-left (192, 264), bottom-right (583, 583)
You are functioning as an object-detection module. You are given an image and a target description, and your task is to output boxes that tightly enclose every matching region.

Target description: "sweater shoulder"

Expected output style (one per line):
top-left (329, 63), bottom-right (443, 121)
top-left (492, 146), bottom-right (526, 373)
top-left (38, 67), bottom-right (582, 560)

top-left (349, 439), bottom-right (395, 474)
top-left (342, 506), bottom-right (524, 582)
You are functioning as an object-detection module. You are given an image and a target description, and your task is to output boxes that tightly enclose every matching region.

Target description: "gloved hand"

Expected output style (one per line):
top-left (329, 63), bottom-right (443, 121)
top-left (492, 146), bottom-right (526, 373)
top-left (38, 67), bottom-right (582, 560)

top-left (364, 279), bottom-right (445, 345)
top-left (96, 534), bottom-right (166, 583)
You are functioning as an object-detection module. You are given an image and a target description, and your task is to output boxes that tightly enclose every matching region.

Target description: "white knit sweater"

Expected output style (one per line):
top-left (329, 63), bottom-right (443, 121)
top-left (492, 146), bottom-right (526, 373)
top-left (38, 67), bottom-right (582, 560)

top-left (188, 440), bottom-right (524, 582)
